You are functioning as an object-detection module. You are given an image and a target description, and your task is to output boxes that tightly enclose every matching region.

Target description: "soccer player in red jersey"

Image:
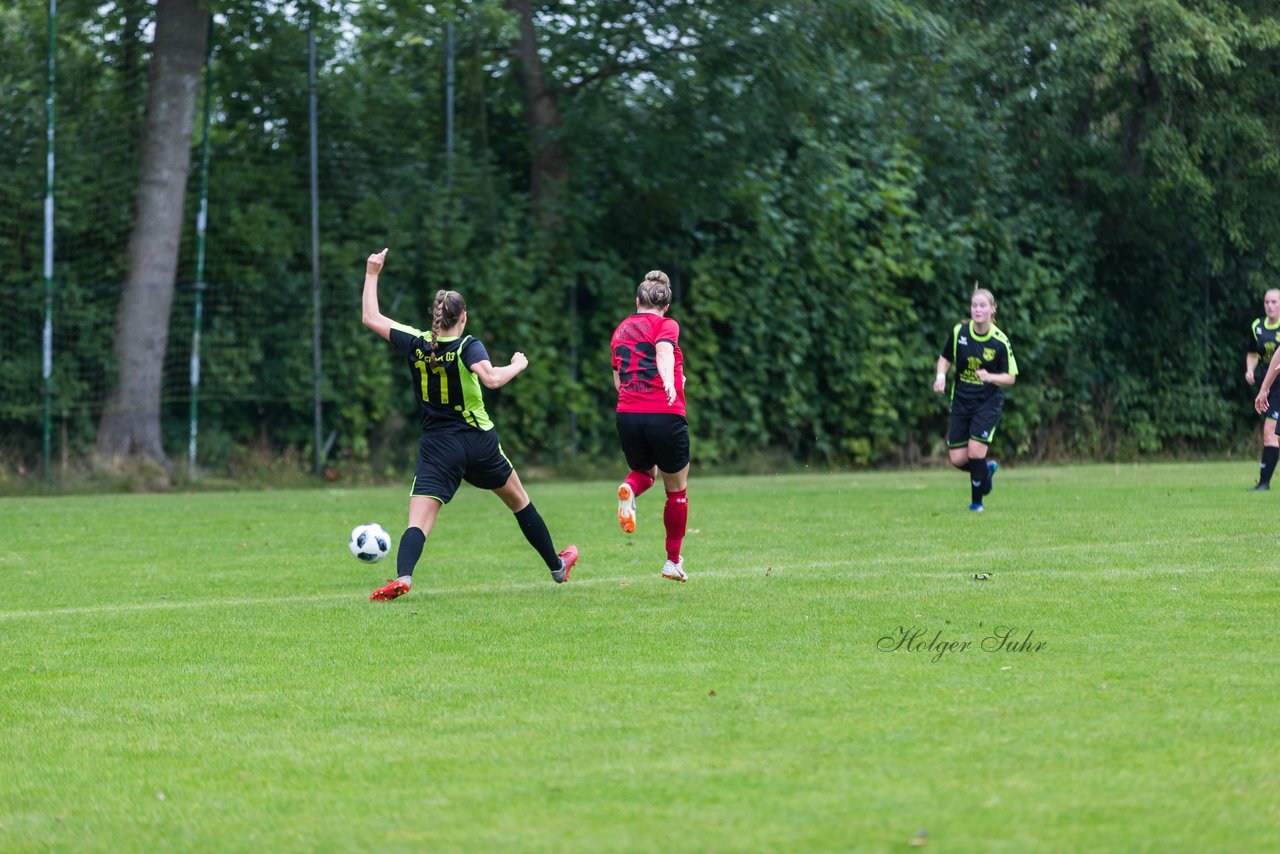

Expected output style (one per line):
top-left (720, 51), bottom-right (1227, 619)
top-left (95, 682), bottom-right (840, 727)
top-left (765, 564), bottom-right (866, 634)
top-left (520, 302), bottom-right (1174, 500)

top-left (610, 271), bottom-right (690, 582)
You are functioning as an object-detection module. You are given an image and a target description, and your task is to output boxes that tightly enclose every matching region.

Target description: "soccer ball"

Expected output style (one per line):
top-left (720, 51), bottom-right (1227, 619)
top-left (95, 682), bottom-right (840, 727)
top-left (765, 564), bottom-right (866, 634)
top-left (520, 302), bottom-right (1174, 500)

top-left (349, 523), bottom-right (392, 563)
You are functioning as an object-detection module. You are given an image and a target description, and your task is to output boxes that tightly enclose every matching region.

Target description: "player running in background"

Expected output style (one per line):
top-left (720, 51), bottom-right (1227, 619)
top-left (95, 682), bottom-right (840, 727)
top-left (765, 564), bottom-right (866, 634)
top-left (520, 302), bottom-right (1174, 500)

top-left (611, 271), bottom-right (690, 582)
top-left (1245, 289), bottom-right (1280, 490)
top-left (360, 248), bottom-right (578, 601)
top-left (933, 287), bottom-right (1018, 512)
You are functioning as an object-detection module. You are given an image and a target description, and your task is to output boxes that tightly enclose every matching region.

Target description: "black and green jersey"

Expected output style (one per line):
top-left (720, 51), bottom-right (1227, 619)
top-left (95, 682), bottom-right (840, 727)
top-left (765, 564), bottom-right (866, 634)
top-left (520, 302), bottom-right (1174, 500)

top-left (942, 321), bottom-right (1018, 403)
top-left (388, 323), bottom-right (494, 433)
top-left (1250, 317), bottom-right (1280, 370)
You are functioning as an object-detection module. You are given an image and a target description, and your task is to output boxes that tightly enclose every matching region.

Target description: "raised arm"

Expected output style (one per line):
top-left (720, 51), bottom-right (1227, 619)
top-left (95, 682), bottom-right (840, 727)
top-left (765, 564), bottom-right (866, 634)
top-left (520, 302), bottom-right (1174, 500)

top-left (361, 248), bottom-right (393, 341)
top-left (469, 352), bottom-right (530, 390)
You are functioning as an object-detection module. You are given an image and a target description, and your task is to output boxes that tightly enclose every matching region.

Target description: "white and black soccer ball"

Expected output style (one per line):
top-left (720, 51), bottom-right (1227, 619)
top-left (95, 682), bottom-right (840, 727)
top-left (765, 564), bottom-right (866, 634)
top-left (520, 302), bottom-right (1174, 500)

top-left (348, 523), bottom-right (392, 563)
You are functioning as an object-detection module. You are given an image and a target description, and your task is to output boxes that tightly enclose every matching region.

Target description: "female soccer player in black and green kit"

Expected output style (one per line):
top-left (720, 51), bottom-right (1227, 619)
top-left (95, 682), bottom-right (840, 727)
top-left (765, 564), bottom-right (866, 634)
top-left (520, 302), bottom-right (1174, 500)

top-left (1245, 289), bottom-right (1280, 490)
top-left (933, 288), bottom-right (1018, 512)
top-left (360, 248), bottom-right (578, 601)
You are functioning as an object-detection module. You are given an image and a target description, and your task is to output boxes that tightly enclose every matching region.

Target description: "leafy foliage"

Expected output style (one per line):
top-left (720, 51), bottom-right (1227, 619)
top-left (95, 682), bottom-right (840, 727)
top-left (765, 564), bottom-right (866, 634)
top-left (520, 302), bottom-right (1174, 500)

top-left (5, 0), bottom-right (1280, 479)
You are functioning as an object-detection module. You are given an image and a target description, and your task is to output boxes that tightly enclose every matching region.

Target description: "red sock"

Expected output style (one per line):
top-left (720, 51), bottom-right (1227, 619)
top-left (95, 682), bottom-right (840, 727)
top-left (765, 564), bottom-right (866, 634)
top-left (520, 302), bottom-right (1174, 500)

top-left (663, 488), bottom-right (687, 562)
top-left (625, 469), bottom-right (655, 498)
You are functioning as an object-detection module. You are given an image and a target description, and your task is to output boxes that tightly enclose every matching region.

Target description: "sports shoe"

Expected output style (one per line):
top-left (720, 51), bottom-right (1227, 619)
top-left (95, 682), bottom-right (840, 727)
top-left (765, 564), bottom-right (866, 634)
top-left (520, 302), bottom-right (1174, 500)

top-left (370, 578), bottom-right (410, 601)
top-left (984, 460), bottom-right (998, 496)
top-left (617, 483), bottom-right (636, 534)
top-left (968, 502), bottom-right (985, 513)
top-left (551, 545), bottom-right (578, 584)
top-left (1252, 482), bottom-right (1271, 492)
top-left (661, 558), bottom-right (687, 582)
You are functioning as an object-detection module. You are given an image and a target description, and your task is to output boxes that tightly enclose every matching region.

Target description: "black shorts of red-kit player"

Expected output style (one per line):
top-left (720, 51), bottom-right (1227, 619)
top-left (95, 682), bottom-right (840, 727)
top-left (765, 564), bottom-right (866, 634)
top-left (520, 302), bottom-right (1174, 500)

top-left (616, 412), bottom-right (690, 474)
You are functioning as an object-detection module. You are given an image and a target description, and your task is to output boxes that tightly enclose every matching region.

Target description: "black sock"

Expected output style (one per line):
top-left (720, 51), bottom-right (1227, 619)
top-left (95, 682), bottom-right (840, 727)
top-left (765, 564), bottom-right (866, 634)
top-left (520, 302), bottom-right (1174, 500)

top-left (1262, 446), bottom-right (1279, 485)
top-left (514, 503), bottom-right (560, 570)
top-left (396, 527), bottom-right (427, 578)
top-left (968, 458), bottom-right (989, 505)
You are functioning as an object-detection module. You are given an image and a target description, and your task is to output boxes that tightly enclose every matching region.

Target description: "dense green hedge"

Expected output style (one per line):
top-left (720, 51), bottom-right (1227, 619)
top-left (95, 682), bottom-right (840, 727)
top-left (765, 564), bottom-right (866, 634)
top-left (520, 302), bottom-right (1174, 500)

top-left (3, 0), bottom-right (1277, 480)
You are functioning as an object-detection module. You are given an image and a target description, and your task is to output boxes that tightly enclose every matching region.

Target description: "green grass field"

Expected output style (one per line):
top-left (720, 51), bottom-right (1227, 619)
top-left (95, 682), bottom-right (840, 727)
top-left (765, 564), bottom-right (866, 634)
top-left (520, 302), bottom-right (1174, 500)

top-left (2, 463), bottom-right (1277, 852)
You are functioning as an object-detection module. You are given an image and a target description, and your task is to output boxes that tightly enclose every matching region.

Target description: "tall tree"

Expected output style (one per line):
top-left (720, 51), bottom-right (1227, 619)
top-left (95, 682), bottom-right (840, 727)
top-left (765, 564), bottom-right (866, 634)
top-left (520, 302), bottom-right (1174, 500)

top-left (96, 0), bottom-right (208, 467)
top-left (503, 0), bottom-right (568, 229)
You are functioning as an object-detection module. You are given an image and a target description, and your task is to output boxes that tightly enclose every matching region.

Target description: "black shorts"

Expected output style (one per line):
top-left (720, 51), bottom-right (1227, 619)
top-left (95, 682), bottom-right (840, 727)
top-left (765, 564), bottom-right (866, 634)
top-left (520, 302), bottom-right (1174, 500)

top-left (616, 412), bottom-right (690, 474)
top-left (1264, 383), bottom-right (1280, 422)
top-left (948, 395), bottom-right (1004, 448)
top-left (411, 428), bottom-right (513, 503)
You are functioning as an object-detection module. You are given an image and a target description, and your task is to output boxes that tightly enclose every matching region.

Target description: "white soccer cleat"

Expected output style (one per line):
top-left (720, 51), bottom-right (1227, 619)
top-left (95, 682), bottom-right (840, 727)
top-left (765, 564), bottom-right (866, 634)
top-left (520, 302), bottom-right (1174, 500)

top-left (661, 558), bottom-right (687, 583)
top-left (617, 483), bottom-right (636, 534)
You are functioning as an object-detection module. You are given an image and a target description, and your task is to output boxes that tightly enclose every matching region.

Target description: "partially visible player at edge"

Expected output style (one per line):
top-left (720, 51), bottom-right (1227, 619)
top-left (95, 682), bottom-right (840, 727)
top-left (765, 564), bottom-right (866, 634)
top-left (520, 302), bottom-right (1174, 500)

top-left (1244, 288), bottom-right (1280, 490)
top-left (611, 270), bottom-right (690, 582)
top-left (933, 287), bottom-right (1018, 512)
top-left (360, 248), bottom-right (578, 601)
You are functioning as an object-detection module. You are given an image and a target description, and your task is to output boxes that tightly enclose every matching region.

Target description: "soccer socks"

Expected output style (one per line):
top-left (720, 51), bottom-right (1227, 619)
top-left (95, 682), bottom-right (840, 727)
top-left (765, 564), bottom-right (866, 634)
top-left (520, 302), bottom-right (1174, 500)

top-left (625, 469), bottom-right (656, 498)
top-left (663, 489), bottom-right (688, 563)
top-left (967, 459), bottom-right (989, 506)
top-left (1261, 446), bottom-right (1279, 486)
top-left (396, 527), bottom-right (427, 581)
top-left (514, 503), bottom-right (561, 571)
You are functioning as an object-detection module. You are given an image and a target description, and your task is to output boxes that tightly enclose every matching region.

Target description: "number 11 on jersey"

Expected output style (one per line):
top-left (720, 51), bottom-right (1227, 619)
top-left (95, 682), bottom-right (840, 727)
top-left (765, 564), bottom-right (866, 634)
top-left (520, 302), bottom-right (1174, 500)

top-left (414, 359), bottom-right (450, 404)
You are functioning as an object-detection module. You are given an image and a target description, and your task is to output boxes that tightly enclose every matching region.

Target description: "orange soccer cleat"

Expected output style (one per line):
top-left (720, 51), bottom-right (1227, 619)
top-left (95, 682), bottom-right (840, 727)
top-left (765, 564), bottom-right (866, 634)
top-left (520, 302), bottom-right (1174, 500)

top-left (552, 545), bottom-right (579, 584)
top-left (617, 484), bottom-right (636, 534)
top-left (369, 578), bottom-right (410, 601)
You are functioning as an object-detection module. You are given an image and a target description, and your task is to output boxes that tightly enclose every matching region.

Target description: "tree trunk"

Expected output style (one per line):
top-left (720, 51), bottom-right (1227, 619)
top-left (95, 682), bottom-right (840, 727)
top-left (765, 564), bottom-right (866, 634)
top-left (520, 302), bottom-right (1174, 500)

top-left (504, 0), bottom-right (577, 448)
top-left (504, 0), bottom-right (569, 229)
top-left (96, 0), bottom-right (207, 467)
top-left (1121, 34), bottom-right (1160, 181)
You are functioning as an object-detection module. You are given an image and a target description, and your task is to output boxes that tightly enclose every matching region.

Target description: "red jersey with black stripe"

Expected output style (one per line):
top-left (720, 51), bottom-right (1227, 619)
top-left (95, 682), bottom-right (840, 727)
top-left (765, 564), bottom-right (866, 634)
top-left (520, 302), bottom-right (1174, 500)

top-left (611, 312), bottom-right (686, 416)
